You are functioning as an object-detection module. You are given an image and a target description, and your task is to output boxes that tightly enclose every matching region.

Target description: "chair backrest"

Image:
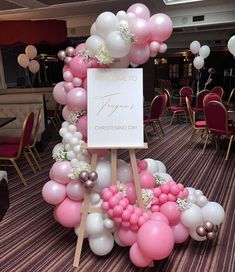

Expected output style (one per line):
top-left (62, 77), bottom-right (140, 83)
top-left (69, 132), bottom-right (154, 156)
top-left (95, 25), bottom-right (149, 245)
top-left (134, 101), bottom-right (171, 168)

top-left (185, 97), bottom-right (195, 127)
top-left (21, 112), bottom-right (34, 148)
top-left (163, 88), bottom-right (171, 108)
top-left (204, 101), bottom-right (228, 134)
top-left (179, 86), bottom-right (193, 106)
top-left (226, 88), bottom-right (235, 109)
top-left (195, 90), bottom-right (210, 110)
top-left (30, 107), bottom-right (42, 148)
top-left (203, 93), bottom-right (221, 108)
top-left (211, 86), bottom-right (224, 98)
top-left (149, 94), bottom-right (167, 120)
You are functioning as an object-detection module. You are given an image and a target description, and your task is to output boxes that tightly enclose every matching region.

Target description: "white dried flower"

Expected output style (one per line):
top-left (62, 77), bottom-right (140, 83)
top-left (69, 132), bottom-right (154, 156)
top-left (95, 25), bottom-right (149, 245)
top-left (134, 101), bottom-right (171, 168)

top-left (95, 45), bottom-right (113, 65)
top-left (118, 24), bottom-right (136, 44)
top-left (77, 49), bottom-right (92, 62)
top-left (142, 189), bottom-right (154, 209)
top-left (117, 180), bottom-right (126, 195)
top-left (69, 161), bottom-right (92, 180)
top-left (52, 144), bottom-right (68, 161)
top-left (154, 174), bottom-right (167, 186)
top-left (176, 198), bottom-right (191, 211)
top-left (68, 110), bottom-right (87, 124)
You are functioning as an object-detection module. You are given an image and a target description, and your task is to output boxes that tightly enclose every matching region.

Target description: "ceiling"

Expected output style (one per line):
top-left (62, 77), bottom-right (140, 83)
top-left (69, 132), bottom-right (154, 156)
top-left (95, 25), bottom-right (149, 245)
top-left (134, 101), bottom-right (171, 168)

top-left (1, 0), bottom-right (235, 50)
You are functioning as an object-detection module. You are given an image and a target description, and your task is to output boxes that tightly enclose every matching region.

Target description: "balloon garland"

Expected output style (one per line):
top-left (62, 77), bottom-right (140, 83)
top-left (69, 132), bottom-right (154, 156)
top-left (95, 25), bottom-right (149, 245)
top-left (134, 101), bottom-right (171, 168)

top-left (42, 3), bottom-right (225, 268)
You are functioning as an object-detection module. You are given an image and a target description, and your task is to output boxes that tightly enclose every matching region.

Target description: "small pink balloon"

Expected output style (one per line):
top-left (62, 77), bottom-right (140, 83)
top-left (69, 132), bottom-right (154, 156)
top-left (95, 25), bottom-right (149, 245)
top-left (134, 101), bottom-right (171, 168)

top-left (53, 81), bottom-right (67, 105)
top-left (70, 55), bottom-right (91, 78)
top-left (128, 43), bottom-right (150, 65)
top-left (54, 197), bottom-right (82, 228)
top-left (62, 65), bottom-right (71, 73)
top-left (125, 182), bottom-right (137, 204)
top-left (149, 41), bottom-right (160, 52)
top-left (75, 43), bottom-right (87, 55)
top-left (160, 201), bottom-right (181, 226)
top-left (127, 3), bottom-right (151, 20)
top-left (67, 87), bottom-right (87, 111)
top-left (82, 78), bottom-right (87, 90)
top-left (66, 181), bottom-right (85, 201)
top-left (129, 18), bottom-right (150, 45)
top-left (62, 105), bottom-right (71, 121)
top-left (42, 180), bottom-right (67, 205)
top-left (76, 115), bottom-right (87, 138)
top-left (50, 161), bottom-right (72, 184)
top-left (159, 43), bottom-right (167, 53)
top-left (118, 227), bottom-right (138, 246)
top-left (139, 170), bottom-right (155, 189)
top-left (72, 77), bottom-right (82, 87)
top-left (171, 222), bottom-right (190, 244)
top-left (129, 242), bottom-right (152, 268)
top-left (64, 81), bottom-right (74, 92)
top-left (64, 56), bottom-right (72, 66)
top-left (63, 70), bottom-right (73, 82)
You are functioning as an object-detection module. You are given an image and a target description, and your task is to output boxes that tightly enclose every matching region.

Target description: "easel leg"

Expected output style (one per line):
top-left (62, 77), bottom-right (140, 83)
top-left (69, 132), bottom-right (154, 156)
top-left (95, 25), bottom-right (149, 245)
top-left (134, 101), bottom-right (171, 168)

top-left (111, 149), bottom-right (117, 185)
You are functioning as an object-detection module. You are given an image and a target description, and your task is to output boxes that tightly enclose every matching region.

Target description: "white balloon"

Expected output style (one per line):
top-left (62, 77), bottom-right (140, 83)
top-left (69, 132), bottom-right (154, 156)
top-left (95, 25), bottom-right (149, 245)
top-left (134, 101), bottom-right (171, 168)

top-left (127, 12), bottom-right (136, 23)
top-left (105, 31), bottom-right (131, 58)
top-left (96, 12), bottom-right (118, 38)
top-left (85, 35), bottom-right (104, 57)
top-left (62, 121), bottom-right (69, 128)
top-left (201, 202), bottom-right (225, 225)
top-left (73, 145), bottom-right (81, 154)
top-left (74, 226), bottom-right (88, 238)
top-left (28, 60), bottom-right (40, 74)
top-left (17, 53), bottom-right (29, 68)
top-left (196, 195), bottom-right (208, 207)
top-left (94, 160), bottom-right (112, 192)
top-left (103, 218), bottom-right (114, 229)
top-left (194, 189), bottom-right (203, 197)
top-left (25, 45), bottom-right (37, 59)
top-left (59, 127), bottom-right (67, 137)
top-left (154, 172), bottom-right (172, 183)
top-left (155, 160), bottom-right (166, 173)
top-left (199, 45), bottom-right (210, 59)
top-left (228, 35), bottom-right (235, 55)
top-left (52, 143), bottom-right (64, 154)
top-left (189, 228), bottom-right (207, 241)
top-left (116, 10), bottom-right (127, 21)
top-left (67, 150), bottom-right (75, 160)
top-left (85, 213), bottom-right (104, 237)
top-left (144, 158), bottom-right (159, 174)
top-left (90, 23), bottom-right (97, 36)
top-left (190, 40), bottom-right (201, 54)
top-left (193, 56), bottom-right (204, 70)
top-left (117, 163), bottom-right (133, 183)
top-left (68, 124), bottom-right (77, 133)
top-left (187, 194), bottom-right (196, 204)
top-left (69, 137), bottom-right (79, 146)
top-left (89, 230), bottom-right (114, 256)
top-left (118, 20), bottom-right (129, 28)
top-left (181, 204), bottom-right (203, 228)
top-left (91, 192), bottom-right (101, 205)
top-left (63, 132), bottom-right (73, 142)
top-left (70, 158), bottom-right (79, 167)
top-left (185, 187), bottom-right (196, 195)
top-left (64, 143), bottom-right (71, 151)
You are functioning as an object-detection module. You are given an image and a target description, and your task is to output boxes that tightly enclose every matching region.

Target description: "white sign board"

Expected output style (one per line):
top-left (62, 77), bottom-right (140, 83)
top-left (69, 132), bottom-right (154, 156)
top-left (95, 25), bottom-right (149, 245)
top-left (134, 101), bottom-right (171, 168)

top-left (87, 68), bottom-right (144, 148)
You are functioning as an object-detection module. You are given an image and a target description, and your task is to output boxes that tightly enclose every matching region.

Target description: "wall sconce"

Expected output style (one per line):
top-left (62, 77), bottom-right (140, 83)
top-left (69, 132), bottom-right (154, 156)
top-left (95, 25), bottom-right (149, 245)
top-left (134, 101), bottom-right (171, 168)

top-left (154, 58), bottom-right (168, 65)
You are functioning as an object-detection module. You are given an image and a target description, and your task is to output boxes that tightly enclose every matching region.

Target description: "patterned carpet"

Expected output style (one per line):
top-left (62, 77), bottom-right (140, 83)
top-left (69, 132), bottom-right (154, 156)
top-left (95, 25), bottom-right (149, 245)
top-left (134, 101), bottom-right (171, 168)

top-left (0, 118), bottom-right (234, 272)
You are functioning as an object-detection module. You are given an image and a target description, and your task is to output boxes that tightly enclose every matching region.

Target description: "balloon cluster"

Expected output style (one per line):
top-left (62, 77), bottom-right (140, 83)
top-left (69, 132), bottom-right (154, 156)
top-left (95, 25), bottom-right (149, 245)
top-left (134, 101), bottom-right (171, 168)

top-left (57, 46), bottom-right (76, 66)
top-left (228, 35), bottom-right (235, 56)
top-left (17, 45), bottom-right (40, 74)
top-left (189, 40), bottom-right (210, 70)
top-left (196, 221), bottom-right (218, 240)
top-left (79, 170), bottom-right (98, 189)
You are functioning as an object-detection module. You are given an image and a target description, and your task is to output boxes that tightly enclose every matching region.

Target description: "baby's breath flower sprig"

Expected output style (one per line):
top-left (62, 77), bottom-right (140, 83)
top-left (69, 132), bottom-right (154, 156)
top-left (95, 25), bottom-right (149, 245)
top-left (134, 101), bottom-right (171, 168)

top-left (117, 180), bottom-right (126, 195)
top-left (118, 24), bottom-right (136, 44)
top-left (95, 45), bottom-right (114, 65)
top-left (68, 161), bottom-right (92, 180)
top-left (154, 174), bottom-right (166, 186)
top-left (142, 188), bottom-right (154, 209)
top-left (77, 49), bottom-right (92, 63)
top-left (52, 149), bottom-right (68, 162)
top-left (176, 198), bottom-right (191, 211)
top-left (68, 110), bottom-right (87, 124)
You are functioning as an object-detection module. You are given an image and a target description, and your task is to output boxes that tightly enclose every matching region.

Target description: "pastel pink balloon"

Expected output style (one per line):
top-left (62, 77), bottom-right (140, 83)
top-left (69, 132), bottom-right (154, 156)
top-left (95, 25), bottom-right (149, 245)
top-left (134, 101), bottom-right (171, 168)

top-left (62, 105), bottom-right (71, 121)
top-left (64, 81), bottom-right (74, 92)
top-left (62, 65), bottom-right (71, 73)
top-left (139, 170), bottom-right (155, 189)
top-left (50, 161), bottom-right (72, 184)
top-left (128, 43), bottom-right (150, 65)
top-left (150, 212), bottom-right (169, 225)
top-left (72, 77), bottom-right (82, 87)
top-left (149, 41), bottom-right (160, 52)
top-left (53, 81), bottom-right (67, 105)
top-left (160, 201), bottom-right (181, 226)
top-left (171, 222), bottom-right (189, 244)
top-left (66, 181), bottom-right (85, 201)
top-left (125, 182), bottom-right (137, 204)
top-left (82, 78), bottom-right (87, 90)
top-left (90, 58), bottom-right (99, 68)
top-left (76, 115), bottom-right (87, 138)
top-left (42, 180), bottom-right (67, 205)
top-left (137, 220), bottom-right (174, 260)
top-left (118, 227), bottom-right (138, 246)
top-left (129, 18), bottom-right (151, 45)
top-left (75, 43), bottom-right (87, 55)
top-left (149, 13), bottom-right (173, 42)
top-left (63, 70), bottom-right (73, 82)
top-left (54, 197), bottom-right (82, 228)
top-left (67, 87), bottom-right (87, 111)
top-left (70, 56), bottom-right (91, 78)
top-left (159, 43), bottom-right (167, 53)
top-left (129, 242), bottom-right (152, 268)
top-left (127, 3), bottom-right (151, 20)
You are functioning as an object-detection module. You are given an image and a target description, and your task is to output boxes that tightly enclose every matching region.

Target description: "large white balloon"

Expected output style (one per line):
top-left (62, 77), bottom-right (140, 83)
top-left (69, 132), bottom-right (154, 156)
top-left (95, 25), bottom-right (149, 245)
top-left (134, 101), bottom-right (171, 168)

top-left (181, 204), bottom-right (203, 228)
top-left (116, 10), bottom-right (128, 21)
top-left (190, 40), bottom-right (201, 54)
top-left (25, 45), bottom-right (37, 59)
top-left (193, 56), bottom-right (204, 70)
top-left (28, 60), bottom-right (40, 74)
top-left (105, 31), bottom-right (131, 58)
top-left (201, 202), bottom-right (225, 225)
top-left (89, 230), bottom-right (114, 255)
top-left (96, 12), bottom-right (118, 38)
top-left (199, 45), bottom-right (210, 59)
top-left (17, 53), bottom-right (29, 68)
top-left (85, 213), bottom-right (104, 237)
top-left (85, 35), bottom-right (104, 57)
top-left (94, 160), bottom-right (112, 192)
top-left (90, 23), bottom-right (97, 35)
top-left (117, 163), bottom-right (133, 183)
top-left (144, 158), bottom-right (159, 174)
top-left (228, 35), bottom-right (235, 55)
top-left (155, 160), bottom-right (166, 173)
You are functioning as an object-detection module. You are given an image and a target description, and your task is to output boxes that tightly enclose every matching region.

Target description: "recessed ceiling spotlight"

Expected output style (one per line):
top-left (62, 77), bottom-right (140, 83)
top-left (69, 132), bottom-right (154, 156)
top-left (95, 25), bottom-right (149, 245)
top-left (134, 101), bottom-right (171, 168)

top-left (163, 0), bottom-right (203, 5)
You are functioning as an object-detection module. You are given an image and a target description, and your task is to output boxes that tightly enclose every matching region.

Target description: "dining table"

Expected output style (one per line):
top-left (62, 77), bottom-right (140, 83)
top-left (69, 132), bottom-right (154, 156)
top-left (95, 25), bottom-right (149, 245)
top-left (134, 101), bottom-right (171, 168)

top-left (0, 117), bottom-right (16, 128)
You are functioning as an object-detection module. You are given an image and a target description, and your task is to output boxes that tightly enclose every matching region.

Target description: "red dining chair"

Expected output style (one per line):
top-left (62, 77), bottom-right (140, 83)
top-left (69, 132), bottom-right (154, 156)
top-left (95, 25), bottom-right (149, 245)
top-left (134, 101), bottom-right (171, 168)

top-left (0, 112), bottom-right (35, 185)
top-left (202, 101), bottom-right (235, 160)
top-left (203, 93), bottom-right (221, 108)
top-left (144, 94), bottom-right (167, 142)
top-left (193, 90), bottom-right (210, 113)
top-left (179, 86), bottom-right (193, 107)
top-left (211, 86), bottom-right (224, 99)
top-left (185, 97), bottom-right (206, 146)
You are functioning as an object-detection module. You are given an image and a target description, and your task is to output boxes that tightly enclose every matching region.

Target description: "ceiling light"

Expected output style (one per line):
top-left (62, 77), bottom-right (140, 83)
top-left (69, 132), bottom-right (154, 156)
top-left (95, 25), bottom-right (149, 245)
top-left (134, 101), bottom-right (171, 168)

top-left (163, 0), bottom-right (204, 5)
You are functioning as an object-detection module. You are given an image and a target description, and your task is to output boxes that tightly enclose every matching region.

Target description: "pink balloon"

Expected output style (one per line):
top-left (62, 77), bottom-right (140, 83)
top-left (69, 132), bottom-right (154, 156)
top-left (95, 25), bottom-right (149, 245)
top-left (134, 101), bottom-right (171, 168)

top-left (139, 170), bottom-right (155, 189)
top-left (118, 226), bottom-right (138, 246)
top-left (129, 242), bottom-right (152, 268)
top-left (76, 115), bottom-right (87, 138)
top-left (63, 70), bottom-right (73, 82)
top-left (129, 18), bottom-right (151, 45)
top-left (82, 78), bottom-right (87, 90)
top-left (128, 43), bottom-right (150, 65)
top-left (67, 87), bottom-right (87, 111)
top-left (50, 161), bottom-right (72, 184)
top-left (62, 105), bottom-right (71, 121)
top-left (150, 212), bottom-right (169, 225)
top-left (62, 65), bottom-right (71, 73)
top-left (149, 41), bottom-right (160, 52)
top-left (54, 197), bottom-right (82, 228)
top-left (66, 181), bottom-right (85, 201)
top-left (137, 220), bottom-right (174, 260)
top-left (171, 222), bottom-right (189, 244)
top-left (125, 182), bottom-right (137, 204)
top-left (90, 58), bottom-right (99, 68)
top-left (70, 56), bottom-right (91, 78)
top-left (87, 148), bottom-right (107, 157)
top-left (160, 201), bottom-right (181, 226)
top-left (72, 77), bottom-right (82, 87)
top-left (64, 81), bottom-right (74, 92)
top-left (75, 43), bottom-right (87, 55)
top-left (127, 3), bottom-right (151, 20)
top-left (159, 43), bottom-right (167, 53)
top-left (53, 81), bottom-right (67, 105)
top-left (42, 180), bottom-right (66, 205)
top-left (149, 13), bottom-right (173, 42)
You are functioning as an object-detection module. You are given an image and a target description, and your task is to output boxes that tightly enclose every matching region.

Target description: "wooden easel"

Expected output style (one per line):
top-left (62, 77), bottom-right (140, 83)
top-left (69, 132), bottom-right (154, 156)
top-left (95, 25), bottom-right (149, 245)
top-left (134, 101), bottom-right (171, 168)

top-left (73, 144), bottom-right (148, 267)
